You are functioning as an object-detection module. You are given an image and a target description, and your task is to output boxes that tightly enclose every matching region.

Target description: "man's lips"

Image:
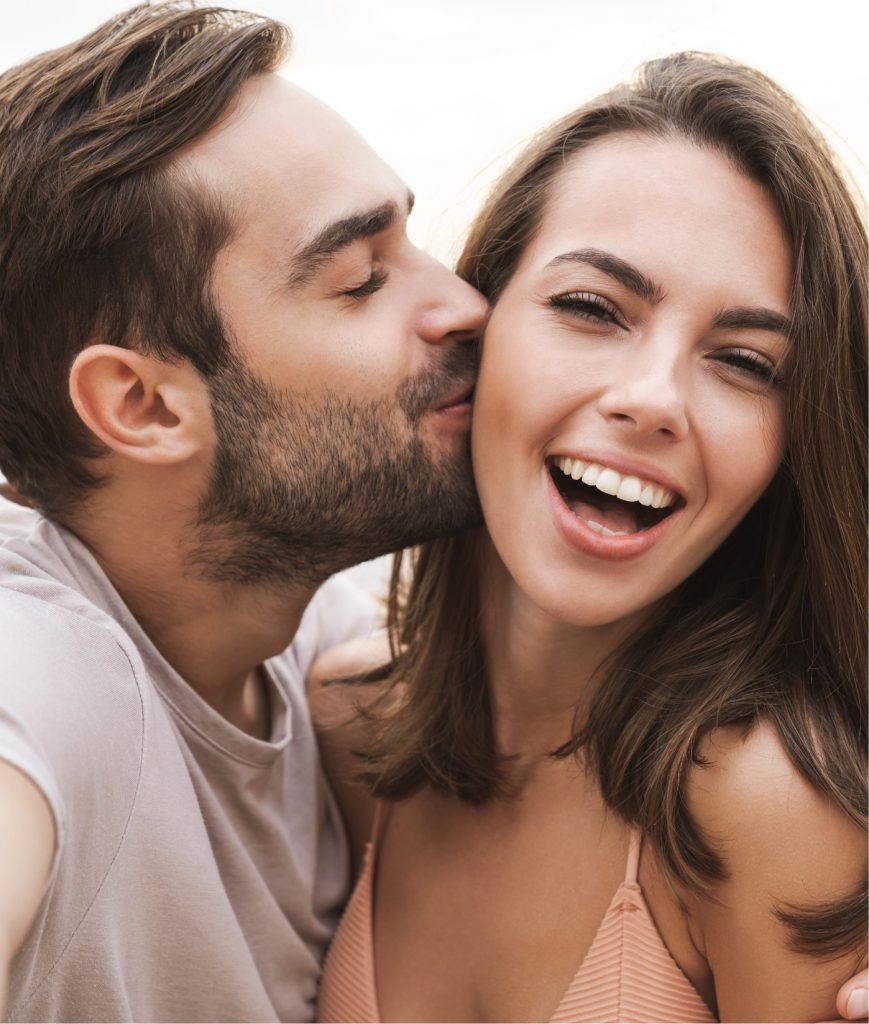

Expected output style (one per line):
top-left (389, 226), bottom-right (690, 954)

top-left (432, 381), bottom-right (475, 412)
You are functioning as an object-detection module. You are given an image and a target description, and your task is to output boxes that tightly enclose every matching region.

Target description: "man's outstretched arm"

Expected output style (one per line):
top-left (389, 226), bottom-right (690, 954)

top-left (0, 759), bottom-right (55, 1017)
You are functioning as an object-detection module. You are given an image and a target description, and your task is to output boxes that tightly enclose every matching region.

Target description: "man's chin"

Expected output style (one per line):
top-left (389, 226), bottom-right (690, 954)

top-left (196, 366), bottom-right (482, 585)
top-left (418, 409), bottom-right (474, 468)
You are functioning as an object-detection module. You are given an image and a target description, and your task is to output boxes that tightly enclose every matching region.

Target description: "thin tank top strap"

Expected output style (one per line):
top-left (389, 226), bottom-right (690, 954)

top-left (625, 827), bottom-right (643, 884)
top-left (369, 798), bottom-right (392, 850)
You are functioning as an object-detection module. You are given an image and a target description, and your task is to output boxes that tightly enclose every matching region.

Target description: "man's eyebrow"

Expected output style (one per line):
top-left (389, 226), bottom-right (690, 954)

top-left (547, 247), bottom-right (665, 304)
top-left (286, 189), bottom-right (415, 289)
top-left (712, 306), bottom-right (792, 335)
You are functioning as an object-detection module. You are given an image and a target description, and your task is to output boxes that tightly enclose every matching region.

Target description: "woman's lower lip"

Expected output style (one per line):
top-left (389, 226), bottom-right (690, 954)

top-left (547, 471), bottom-right (678, 561)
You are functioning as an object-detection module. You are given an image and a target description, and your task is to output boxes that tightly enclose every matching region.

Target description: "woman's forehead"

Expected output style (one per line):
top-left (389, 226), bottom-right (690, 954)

top-left (522, 133), bottom-right (792, 304)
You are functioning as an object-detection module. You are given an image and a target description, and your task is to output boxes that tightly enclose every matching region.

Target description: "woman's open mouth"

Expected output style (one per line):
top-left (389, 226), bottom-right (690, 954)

top-left (549, 455), bottom-right (680, 535)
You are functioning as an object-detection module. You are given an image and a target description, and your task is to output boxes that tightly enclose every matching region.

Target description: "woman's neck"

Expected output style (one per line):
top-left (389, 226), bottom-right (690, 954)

top-left (478, 535), bottom-right (643, 766)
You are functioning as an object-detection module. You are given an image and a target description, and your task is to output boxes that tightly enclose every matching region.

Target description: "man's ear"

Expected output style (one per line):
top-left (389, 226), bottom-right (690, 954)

top-left (69, 344), bottom-right (211, 464)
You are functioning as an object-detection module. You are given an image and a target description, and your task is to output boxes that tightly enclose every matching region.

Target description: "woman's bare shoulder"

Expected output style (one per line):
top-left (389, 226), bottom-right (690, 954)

top-left (687, 721), bottom-right (864, 876)
top-left (684, 720), bottom-right (866, 1022)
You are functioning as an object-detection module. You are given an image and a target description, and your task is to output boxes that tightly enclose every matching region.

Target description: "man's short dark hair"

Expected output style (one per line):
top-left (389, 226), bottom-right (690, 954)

top-left (0, 3), bottom-right (291, 518)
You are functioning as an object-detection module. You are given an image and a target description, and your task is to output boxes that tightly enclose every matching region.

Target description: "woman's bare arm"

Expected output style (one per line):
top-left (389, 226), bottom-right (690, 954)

top-left (686, 723), bottom-right (867, 1023)
top-left (307, 630), bottom-right (393, 873)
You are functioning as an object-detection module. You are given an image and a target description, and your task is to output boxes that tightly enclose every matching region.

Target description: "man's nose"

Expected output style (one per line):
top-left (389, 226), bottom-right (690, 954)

top-left (596, 343), bottom-right (690, 440)
top-left (415, 258), bottom-right (489, 345)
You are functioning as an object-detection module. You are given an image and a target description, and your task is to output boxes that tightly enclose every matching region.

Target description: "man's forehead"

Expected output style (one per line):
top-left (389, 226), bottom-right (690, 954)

top-left (177, 73), bottom-right (405, 229)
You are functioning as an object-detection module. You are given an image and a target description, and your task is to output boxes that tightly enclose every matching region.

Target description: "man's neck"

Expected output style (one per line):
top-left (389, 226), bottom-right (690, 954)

top-left (68, 490), bottom-right (318, 734)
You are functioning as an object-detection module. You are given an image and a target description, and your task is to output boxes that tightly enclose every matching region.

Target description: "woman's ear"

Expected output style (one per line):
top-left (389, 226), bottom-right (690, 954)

top-left (69, 344), bottom-right (212, 465)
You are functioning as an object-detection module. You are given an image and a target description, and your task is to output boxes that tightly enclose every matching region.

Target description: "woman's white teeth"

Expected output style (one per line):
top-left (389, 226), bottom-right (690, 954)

top-left (617, 476), bottom-right (642, 502)
top-left (586, 520), bottom-right (627, 537)
top-left (555, 456), bottom-right (676, 509)
top-left (595, 468), bottom-right (621, 495)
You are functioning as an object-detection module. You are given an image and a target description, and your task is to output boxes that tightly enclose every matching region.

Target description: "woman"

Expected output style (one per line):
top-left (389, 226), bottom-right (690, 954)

top-left (314, 53), bottom-right (867, 1023)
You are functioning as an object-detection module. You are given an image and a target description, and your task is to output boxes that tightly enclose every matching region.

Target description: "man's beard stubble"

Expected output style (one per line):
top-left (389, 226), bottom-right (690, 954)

top-left (190, 345), bottom-right (482, 588)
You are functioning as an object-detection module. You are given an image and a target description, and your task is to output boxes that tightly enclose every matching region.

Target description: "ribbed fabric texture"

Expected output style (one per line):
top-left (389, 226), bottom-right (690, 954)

top-left (318, 839), bottom-right (380, 1022)
top-left (318, 814), bottom-right (715, 1024)
top-left (549, 881), bottom-right (714, 1023)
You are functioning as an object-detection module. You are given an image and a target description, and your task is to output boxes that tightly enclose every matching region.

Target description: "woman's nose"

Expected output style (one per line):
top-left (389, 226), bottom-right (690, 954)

top-left (596, 346), bottom-right (690, 440)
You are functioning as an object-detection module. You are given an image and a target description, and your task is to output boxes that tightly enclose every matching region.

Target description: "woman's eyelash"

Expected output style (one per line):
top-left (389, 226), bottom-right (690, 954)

top-left (548, 291), bottom-right (622, 325)
top-left (343, 267), bottom-right (388, 299)
top-left (546, 292), bottom-right (784, 387)
top-left (715, 349), bottom-right (783, 386)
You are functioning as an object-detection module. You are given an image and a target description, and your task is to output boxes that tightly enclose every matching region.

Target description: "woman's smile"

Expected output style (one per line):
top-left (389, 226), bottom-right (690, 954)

top-left (316, 52), bottom-right (867, 1024)
top-left (472, 132), bottom-right (791, 628)
top-left (545, 452), bottom-right (684, 560)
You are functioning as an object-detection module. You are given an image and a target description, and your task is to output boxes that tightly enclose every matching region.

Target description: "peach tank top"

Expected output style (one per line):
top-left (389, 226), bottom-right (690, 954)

top-left (318, 805), bottom-right (715, 1024)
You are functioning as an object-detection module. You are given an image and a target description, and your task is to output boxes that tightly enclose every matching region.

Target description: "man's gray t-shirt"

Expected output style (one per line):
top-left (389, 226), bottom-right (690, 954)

top-left (0, 498), bottom-right (380, 1022)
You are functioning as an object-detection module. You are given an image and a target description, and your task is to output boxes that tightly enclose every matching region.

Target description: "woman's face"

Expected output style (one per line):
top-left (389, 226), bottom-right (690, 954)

top-left (472, 133), bottom-right (792, 627)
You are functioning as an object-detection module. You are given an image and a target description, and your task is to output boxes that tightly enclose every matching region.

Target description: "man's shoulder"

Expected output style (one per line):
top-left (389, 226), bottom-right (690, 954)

top-left (0, 573), bottom-right (141, 683)
top-left (0, 485), bottom-right (40, 539)
top-left (0, 506), bottom-right (145, 668)
top-left (0, 567), bottom-right (148, 791)
top-left (0, 553), bottom-right (148, 912)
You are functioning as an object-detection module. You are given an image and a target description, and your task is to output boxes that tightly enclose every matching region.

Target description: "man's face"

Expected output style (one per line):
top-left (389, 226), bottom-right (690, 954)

top-left (178, 75), bottom-right (488, 585)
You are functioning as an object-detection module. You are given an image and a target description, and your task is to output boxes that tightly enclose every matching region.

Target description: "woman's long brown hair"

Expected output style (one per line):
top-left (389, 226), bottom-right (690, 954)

top-left (360, 53), bottom-right (868, 958)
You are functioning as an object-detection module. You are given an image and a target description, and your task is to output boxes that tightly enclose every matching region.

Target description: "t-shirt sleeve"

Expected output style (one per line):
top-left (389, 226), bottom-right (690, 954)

top-left (0, 589), bottom-right (145, 893)
top-left (0, 707), bottom-right (66, 869)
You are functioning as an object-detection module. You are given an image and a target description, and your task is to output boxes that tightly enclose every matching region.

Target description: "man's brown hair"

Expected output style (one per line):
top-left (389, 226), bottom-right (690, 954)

top-left (0, 2), bottom-right (291, 518)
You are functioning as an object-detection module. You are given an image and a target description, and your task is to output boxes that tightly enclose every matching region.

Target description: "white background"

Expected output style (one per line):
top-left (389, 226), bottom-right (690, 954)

top-left (3, 0), bottom-right (865, 597)
top-left (3, 0), bottom-right (865, 265)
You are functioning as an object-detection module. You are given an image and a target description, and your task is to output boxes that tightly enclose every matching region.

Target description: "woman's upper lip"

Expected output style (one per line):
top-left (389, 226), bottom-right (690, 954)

top-left (546, 447), bottom-right (686, 500)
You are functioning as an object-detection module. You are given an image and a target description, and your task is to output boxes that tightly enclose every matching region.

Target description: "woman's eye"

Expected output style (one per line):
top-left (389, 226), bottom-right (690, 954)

top-left (343, 267), bottom-right (388, 300)
top-left (548, 291), bottom-right (622, 326)
top-left (714, 349), bottom-right (782, 387)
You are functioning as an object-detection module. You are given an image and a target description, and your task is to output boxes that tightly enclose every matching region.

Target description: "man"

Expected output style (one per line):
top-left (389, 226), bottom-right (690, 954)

top-left (0, 4), bottom-right (485, 1021)
top-left (1, 5), bottom-right (867, 1024)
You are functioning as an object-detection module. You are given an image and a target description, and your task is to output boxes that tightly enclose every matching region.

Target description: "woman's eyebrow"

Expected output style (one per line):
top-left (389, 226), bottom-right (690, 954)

top-left (546, 247), bottom-right (665, 303)
top-left (545, 248), bottom-right (791, 334)
top-left (712, 306), bottom-right (792, 335)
